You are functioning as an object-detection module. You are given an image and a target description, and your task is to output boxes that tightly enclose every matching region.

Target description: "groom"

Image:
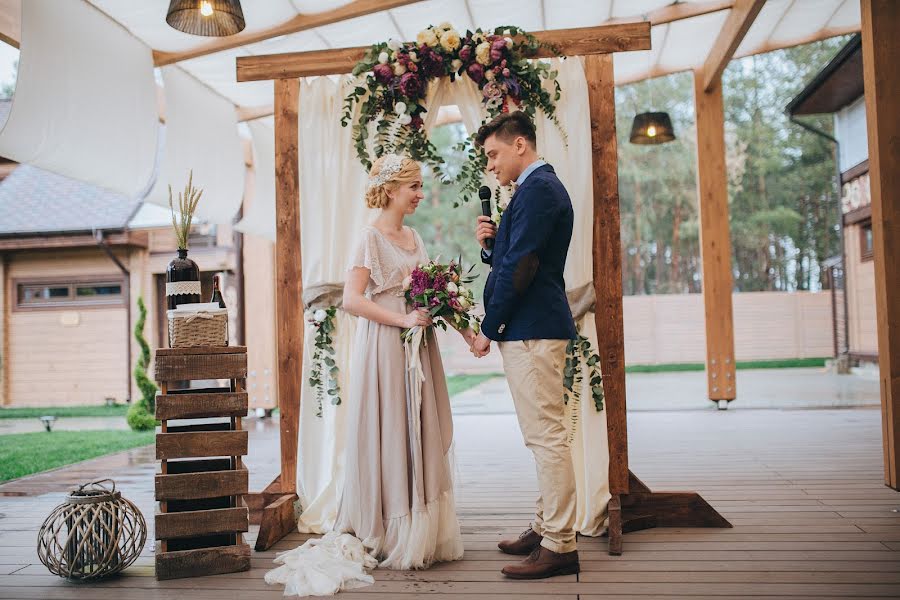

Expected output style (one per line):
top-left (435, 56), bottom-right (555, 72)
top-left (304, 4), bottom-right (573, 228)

top-left (470, 112), bottom-right (579, 579)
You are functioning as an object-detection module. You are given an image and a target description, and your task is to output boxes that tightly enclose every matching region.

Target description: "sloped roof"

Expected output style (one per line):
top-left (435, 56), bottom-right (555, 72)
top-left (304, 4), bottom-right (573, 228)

top-left (786, 34), bottom-right (862, 116)
top-left (0, 163), bottom-right (142, 236)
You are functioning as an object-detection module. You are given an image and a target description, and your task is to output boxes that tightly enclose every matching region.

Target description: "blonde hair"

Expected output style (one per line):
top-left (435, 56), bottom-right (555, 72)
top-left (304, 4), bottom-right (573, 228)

top-left (365, 155), bottom-right (421, 209)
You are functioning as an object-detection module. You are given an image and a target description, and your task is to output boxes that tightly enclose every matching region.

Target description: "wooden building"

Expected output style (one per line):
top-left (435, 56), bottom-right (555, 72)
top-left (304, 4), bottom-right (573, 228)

top-left (787, 34), bottom-right (877, 364)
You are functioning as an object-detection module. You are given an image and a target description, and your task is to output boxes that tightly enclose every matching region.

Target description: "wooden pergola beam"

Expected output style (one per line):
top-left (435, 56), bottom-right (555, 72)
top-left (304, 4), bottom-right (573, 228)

top-left (860, 0), bottom-right (900, 490)
top-left (607, 0), bottom-right (734, 27)
top-left (701, 0), bottom-right (765, 92)
top-left (0, 0), bottom-right (20, 49)
top-left (236, 22), bottom-right (651, 81)
top-left (153, 0), bottom-right (426, 67)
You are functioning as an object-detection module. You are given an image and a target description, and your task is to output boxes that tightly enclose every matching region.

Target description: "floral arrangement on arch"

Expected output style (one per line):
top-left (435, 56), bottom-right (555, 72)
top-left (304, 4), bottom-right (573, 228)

top-left (342, 23), bottom-right (564, 198)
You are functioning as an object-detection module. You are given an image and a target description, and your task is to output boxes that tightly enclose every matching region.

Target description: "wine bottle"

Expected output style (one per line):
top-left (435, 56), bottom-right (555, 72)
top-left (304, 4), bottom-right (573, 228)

top-left (210, 274), bottom-right (226, 308)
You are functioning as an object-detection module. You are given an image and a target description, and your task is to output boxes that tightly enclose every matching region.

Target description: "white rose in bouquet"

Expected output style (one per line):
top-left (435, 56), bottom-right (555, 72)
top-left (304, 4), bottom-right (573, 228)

top-left (313, 309), bottom-right (328, 322)
top-left (446, 281), bottom-right (459, 294)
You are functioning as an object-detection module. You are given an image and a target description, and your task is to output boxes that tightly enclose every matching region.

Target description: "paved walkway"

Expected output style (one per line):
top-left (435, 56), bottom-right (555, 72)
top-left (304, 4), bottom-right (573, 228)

top-left (452, 367), bottom-right (881, 415)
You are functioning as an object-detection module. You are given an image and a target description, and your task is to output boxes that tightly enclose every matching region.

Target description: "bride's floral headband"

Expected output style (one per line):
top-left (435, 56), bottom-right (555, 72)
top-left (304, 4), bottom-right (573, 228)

top-left (367, 153), bottom-right (405, 192)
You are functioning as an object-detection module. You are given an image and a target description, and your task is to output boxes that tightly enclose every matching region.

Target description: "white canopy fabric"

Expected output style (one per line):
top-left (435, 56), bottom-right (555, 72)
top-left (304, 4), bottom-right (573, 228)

top-left (235, 119), bottom-right (276, 240)
top-left (146, 65), bottom-right (245, 224)
top-left (0, 0), bottom-right (158, 197)
top-left (86, 0), bottom-right (861, 109)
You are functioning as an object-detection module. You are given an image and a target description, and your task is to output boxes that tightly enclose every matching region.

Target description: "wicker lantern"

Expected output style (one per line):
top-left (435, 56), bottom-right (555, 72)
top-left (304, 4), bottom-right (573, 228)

top-left (37, 480), bottom-right (147, 580)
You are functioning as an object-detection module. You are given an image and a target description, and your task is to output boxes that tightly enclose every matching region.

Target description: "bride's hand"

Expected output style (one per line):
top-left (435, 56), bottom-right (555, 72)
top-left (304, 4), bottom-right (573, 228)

top-left (460, 328), bottom-right (477, 347)
top-left (400, 308), bottom-right (432, 329)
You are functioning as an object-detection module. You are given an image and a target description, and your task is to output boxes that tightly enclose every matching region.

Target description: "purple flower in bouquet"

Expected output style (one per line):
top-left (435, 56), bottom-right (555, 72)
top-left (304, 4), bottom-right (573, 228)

top-left (373, 63), bottom-right (393, 84)
top-left (466, 62), bottom-right (485, 83)
top-left (432, 273), bottom-right (447, 292)
top-left (399, 71), bottom-right (424, 98)
top-left (459, 45), bottom-right (473, 62)
top-left (410, 268), bottom-right (429, 296)
top-left (410, 114), bottom-right (424, 130)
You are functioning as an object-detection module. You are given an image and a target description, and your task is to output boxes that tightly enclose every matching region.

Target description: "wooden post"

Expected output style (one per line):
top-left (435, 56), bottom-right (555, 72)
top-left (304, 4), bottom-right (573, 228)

top-left (274, 78), bottom-right (302, 495)
top-left (860, 0), bottom-right (900, 490)
top-left (246, 77), bottom-right (303, 551)
top-left (693, 70), bottom-right (737, 405)
top-left (585, 54), bottom-right (628, 498)
top-left (586, 55), bottom-right (731, 556)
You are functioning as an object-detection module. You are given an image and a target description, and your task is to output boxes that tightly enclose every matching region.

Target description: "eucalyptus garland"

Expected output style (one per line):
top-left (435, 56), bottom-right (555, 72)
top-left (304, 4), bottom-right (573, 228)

top-left (308, 307), bottom-right (340, 418)
top-left (563, 335), bottom-right (605, 413)
top-left (342, 23), bottom-right (565, 199)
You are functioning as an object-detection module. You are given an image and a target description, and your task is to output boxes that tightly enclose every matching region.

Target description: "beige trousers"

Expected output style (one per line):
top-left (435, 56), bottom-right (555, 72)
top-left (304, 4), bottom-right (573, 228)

top-left (499, 339), bottom-right (577, 553)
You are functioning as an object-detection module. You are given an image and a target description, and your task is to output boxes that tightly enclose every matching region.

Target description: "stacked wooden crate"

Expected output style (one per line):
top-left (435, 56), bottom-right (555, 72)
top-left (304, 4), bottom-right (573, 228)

top-left (153, 346), bottom-right (251, 580)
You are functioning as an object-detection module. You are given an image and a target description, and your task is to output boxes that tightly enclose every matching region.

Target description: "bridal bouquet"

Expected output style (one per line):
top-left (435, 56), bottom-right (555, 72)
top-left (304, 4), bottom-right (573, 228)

top-left (400, 258), bottom-right (480, 342)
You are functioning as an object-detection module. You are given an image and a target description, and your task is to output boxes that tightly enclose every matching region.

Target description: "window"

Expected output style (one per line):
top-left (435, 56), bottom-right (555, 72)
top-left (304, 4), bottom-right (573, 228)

top-left (860, 220), bottom-right (874, 262)
top-left (17, 279), bottom-right (124, 309)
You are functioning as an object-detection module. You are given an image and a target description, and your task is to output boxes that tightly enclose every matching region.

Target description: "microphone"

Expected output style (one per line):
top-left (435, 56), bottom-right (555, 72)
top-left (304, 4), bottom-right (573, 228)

top-left (479, 185), bottom-right (494, 250)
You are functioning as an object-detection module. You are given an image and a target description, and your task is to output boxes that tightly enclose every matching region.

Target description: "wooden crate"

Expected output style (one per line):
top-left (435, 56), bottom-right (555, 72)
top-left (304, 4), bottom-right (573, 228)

top-left (154, 346), bottom-right (251, 580)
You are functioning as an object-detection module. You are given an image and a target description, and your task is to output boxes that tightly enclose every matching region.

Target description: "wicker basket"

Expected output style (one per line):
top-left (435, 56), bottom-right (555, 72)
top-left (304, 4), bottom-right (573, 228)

top-left (168, 307), bottom-right (228, 347)
top-left (37, 480), bottom-right (146, 580)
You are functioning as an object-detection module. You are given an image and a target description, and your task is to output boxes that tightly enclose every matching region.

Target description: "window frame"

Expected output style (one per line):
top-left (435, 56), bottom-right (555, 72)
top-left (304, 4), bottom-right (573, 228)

top-left (13, 276), bottom-right (127, 311)
top-left (859, 219), bottom-right (874, 262)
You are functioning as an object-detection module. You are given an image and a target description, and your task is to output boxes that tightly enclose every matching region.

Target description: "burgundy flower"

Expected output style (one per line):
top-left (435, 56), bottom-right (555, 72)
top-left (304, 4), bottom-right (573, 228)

top-left (410, 268), bottom-right (429, 296)
top-left (430, 296), bottom-right (441, 307)
top-left (399, 71), bottom-right (424, 98)
top-left (420, 49), bottom-right (444, 78)
top-left (459, 45), bottom-right (472, 62)
top-left (433, 274), bottom-right (447, 292)
top-left (373, 63), bottom-right (393, 84)
top-left (410, 114), bottom-right (424, 130)
top-left (466, 62), bottom-right (485, 83)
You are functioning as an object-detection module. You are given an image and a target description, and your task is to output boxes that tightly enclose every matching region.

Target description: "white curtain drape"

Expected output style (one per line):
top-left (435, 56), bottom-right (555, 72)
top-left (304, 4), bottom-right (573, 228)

top-left (0, 0), bottom-right (158, 197)
top-left (535, 57), bottom-right (611, 536)
top-left (235, 120), bottom-right (276, 241)
top-left (295, 75), bottom-right (373, 534)
top-left (146, 66), bottom-right (245, 224)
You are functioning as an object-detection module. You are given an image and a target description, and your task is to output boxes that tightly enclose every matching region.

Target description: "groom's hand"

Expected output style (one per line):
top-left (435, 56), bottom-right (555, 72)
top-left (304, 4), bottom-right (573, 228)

top-left (476, 216), bottom-right (497, 251)
top-left (471, 332), bottom-right (491, 358)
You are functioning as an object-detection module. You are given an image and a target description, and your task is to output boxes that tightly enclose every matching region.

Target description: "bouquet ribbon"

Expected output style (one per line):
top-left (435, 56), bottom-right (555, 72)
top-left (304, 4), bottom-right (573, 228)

top-left (402, 325), bottom-right (427, 452)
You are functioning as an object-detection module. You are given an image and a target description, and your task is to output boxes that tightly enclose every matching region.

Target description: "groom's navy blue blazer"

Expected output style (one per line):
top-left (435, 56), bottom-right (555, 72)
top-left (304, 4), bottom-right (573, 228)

top-left (480, 164), bottom-right (578, 342)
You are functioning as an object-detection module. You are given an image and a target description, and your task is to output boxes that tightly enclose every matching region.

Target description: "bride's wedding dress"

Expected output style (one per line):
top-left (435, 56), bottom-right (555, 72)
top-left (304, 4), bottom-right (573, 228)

top-left (265, 226), bottom-right (463, 596)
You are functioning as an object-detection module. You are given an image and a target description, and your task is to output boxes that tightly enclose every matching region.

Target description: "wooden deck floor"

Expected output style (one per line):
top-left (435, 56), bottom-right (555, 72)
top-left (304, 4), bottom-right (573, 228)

top-left (1, 407), bottom-right (899, 598)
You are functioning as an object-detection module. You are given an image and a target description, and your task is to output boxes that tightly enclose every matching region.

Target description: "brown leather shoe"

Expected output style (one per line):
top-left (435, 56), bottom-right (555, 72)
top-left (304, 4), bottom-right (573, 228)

top-left (498, 528), bottom-right (542, 555)
top-left (501, 546), bottom-right (579, 579)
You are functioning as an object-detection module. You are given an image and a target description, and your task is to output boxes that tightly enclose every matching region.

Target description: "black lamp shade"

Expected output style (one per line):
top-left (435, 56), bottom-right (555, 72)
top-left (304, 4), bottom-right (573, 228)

top-left (166, 0), bottom-right (246, 37)
top-left (629, 111), bottom-right (676, 145)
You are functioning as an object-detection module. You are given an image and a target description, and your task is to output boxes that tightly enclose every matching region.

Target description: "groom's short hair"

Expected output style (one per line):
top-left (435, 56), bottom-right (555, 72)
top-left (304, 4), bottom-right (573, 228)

top-left (475, 112), bottom-right (537, 148)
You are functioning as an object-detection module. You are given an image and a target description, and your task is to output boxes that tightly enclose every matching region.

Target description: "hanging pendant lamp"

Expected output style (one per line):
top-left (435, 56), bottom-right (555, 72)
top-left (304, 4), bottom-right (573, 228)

top-left (629, 111), bottom-right (676, 145)
top-left (166, 0), bottom-right (245, 37)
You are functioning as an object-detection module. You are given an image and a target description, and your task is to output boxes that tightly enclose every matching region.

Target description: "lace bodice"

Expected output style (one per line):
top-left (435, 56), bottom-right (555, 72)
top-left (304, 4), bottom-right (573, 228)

top-left (348, 226), bottom-right (429, 297)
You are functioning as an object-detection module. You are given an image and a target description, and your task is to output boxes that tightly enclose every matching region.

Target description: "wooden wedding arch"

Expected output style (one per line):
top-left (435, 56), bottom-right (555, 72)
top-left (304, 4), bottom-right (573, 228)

top-left (235, 20), bottom-right (730, 554)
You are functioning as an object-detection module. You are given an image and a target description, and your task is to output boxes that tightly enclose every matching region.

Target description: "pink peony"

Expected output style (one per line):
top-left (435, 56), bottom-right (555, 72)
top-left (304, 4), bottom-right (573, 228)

top-left (490, 39), bottom-right (506, 62)
top-left (459, 45), bottom-right (473, 62)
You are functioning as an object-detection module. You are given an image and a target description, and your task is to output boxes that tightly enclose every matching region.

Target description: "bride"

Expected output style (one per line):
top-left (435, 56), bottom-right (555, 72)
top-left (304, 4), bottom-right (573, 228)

top-left (266, 154), bottom-right (472, 596)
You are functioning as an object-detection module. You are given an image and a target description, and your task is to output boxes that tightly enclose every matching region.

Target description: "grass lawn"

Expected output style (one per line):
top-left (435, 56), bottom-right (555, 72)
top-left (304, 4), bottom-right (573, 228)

top-left (0, 404), bottom-right (130, 419)
top-left (625, 357), bottom-right (828, 373)
top-left (0, 430), bottom-right (155, 483)
top-left (447, 373), bottom-right (501, 396)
